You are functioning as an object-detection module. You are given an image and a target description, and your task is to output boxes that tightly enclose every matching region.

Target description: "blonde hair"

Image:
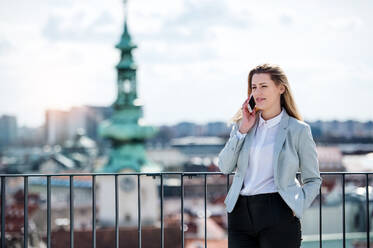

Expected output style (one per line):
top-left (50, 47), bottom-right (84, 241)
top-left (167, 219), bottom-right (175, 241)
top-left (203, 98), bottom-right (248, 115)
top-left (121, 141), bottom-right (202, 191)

top-left (229, 63), bottom-right (303, 125)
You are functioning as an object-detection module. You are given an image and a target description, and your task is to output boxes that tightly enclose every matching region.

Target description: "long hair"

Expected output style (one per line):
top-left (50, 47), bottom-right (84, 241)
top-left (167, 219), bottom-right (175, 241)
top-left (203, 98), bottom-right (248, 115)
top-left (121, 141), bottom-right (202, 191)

top-left (229, 63), bottom-right (303, 125)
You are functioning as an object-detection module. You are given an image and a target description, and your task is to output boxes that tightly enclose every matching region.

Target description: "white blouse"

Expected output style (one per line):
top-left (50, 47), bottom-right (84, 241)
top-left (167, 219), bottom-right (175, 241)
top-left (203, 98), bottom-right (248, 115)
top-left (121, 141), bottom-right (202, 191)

top-left (235, 107), bottom-right (285, 196)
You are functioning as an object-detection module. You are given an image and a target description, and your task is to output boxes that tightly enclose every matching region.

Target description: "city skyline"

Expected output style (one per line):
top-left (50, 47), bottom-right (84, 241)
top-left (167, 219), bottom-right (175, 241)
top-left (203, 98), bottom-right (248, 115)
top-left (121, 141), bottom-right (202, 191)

top-left (1, 0), bottom-right (373, 128)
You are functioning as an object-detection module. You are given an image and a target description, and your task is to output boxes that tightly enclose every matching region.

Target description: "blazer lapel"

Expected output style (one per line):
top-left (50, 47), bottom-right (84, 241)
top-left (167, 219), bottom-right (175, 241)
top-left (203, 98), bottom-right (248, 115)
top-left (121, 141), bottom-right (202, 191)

top-left (272, 109), bottom-right (290, 181)
top-left (239, 113), bottom-right (260, 171)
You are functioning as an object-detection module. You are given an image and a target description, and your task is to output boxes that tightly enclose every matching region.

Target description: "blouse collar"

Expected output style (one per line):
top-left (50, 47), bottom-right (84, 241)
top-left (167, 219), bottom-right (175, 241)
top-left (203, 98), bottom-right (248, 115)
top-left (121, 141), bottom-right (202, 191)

top-left (258, 107), bottom-right (284, 129)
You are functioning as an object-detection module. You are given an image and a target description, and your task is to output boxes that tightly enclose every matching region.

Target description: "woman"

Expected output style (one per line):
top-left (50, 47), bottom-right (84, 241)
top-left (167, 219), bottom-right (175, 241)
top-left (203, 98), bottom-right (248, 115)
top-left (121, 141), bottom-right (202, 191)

top-left (218, 63), bottom-right (322, 248)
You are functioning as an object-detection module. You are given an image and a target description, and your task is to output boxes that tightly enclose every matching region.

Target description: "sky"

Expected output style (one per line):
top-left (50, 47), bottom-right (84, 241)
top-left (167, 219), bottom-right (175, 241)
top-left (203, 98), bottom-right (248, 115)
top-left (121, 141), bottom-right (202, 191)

top-left (1, 0), bottom-right (373, 128)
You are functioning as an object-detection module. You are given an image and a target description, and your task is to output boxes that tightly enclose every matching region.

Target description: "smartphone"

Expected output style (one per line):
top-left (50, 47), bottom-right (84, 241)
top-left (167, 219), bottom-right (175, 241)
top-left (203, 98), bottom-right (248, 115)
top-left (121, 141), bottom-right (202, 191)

top-left (247, 94), bottom-right (256, 113)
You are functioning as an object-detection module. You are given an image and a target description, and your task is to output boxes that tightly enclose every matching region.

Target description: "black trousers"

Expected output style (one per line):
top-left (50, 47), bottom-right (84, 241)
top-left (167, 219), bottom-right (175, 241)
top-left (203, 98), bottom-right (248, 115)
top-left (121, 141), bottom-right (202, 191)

top-left (228, 192), bottom-right (302, 248)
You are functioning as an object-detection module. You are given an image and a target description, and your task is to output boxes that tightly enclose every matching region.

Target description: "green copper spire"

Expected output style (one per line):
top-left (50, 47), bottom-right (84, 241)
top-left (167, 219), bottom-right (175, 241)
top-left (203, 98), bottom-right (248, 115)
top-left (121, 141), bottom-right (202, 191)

top-left (113, 0), bottom-right (138, 109)
top-left (115, 21), bottom-right (137, 52)
top-left (115, 20), bottom-right (137, 72)
top-left (98, 0), bottom-right (159, 173)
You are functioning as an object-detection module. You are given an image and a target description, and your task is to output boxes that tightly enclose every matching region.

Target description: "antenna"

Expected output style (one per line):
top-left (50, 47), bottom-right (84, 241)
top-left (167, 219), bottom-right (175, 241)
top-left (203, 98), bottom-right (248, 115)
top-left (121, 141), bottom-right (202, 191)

top-left (123, 0), bottom-right (128, 22)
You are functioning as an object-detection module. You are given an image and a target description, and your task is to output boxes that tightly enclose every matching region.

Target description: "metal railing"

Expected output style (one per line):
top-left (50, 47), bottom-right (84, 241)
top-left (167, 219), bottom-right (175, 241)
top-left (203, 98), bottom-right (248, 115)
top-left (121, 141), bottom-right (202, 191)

top-left (0, 171), bottom-right (372, 248)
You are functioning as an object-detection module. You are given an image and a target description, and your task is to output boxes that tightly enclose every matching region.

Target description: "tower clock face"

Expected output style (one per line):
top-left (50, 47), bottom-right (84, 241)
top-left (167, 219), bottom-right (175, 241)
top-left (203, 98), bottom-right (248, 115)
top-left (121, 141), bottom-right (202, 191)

top-left (123, 79), bottom-right (131, 93)
top-left (120, 177), bottom-right (135, 192)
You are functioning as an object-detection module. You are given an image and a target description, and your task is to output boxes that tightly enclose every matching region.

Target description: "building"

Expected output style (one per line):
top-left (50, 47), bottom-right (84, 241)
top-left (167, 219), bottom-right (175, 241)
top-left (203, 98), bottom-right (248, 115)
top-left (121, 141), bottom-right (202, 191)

top-left (45, 106), bottom-right (113, 146)
top-left (0, 114), bottom-right (18, 147)
top-left (45, 110), bottom-right (69, 145)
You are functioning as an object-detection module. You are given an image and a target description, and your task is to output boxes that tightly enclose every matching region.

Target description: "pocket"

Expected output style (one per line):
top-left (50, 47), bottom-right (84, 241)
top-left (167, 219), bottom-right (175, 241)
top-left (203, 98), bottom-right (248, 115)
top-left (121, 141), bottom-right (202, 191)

top-left (294, 214), bottom-right (300, 222)
top-left (294, 218), bottom-right (303, 246)
top-left (276, 196), bottom-right (296, 221)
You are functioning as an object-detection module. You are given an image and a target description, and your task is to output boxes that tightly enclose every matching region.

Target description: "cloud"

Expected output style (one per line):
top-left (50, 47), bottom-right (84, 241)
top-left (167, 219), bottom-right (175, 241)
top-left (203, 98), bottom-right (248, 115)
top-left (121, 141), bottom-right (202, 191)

top-left (279, 14), bottom-right (294, 26)
top-left (138, 41), bottom-right (217, 64)
top-left (42, 10), bottom-right (118, 43)
top-left (327, 16), bottom-right (364, 32)
top-left (132, 0), bottom-right (253, 65)
top-left (170, 0), bottom-right (248, 27)
top-left (91, 10), bottom-right (116, 27)
top-left (0, 39), bottom-right (13, 55)
top-left (136, 0), bottom-right (250, 44)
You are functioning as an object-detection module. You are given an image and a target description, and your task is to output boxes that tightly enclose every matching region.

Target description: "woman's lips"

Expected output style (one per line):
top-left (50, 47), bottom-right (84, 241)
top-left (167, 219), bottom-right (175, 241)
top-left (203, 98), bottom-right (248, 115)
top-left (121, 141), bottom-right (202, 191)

top-left (256, 98), bottom-right (265, 102)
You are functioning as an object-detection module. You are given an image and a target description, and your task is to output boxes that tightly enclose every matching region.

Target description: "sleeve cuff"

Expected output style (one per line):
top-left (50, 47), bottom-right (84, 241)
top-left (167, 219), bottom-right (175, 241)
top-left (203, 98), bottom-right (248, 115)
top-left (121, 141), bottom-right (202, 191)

top-left (236, 129), bottom-right (247, 139)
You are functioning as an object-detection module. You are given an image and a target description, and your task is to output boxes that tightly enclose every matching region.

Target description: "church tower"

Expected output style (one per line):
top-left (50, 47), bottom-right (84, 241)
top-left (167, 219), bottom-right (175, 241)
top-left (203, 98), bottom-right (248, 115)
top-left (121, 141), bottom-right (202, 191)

top-left (97, 0), bottom-right (160, 227)
top-left (98, 0), bottom-right (158, 173)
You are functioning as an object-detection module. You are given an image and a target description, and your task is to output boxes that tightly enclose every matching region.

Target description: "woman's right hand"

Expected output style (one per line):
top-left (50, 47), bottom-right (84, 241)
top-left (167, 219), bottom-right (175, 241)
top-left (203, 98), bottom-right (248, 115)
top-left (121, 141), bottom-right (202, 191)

top-left (239, 96), bottom-right (258, 134)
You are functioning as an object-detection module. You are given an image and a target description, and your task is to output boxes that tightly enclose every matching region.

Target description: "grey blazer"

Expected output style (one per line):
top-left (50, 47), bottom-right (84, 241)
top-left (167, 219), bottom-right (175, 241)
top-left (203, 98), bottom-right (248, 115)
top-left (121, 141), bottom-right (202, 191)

top-left (218, 108), bottom-right (322, 220)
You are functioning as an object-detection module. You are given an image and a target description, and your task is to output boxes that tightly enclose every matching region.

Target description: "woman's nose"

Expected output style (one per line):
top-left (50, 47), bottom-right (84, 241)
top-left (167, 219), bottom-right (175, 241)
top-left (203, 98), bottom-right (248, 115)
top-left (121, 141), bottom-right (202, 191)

top-left (253, 90), bottom-right (260, 96)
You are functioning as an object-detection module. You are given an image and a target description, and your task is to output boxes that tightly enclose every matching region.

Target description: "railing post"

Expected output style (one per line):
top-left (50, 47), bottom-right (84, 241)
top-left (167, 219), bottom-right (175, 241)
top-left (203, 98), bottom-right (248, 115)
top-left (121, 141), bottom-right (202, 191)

top-left (319, 181), bottom-right (322, 248)
top-left (204, 174), bottom-right (207, 248)
top-left (366, 173), bottom-right (370, 248)
top-left (24, 176), bottom-right (28, 248)
top-left (115, 175), bottom-right (119, 248)
top-left (342, 173), bottom-right (345, 248)
top-left (137, 174), bottom-right (141, 248)
top-left (226, 174), bottom-right (230, 192)
top-left (180, 174), bottom-right (184, 248)
top-left (47, 176), bottom-right (51, 248)
top-left (1, 176), bottom-right (5, 248)
top-left (70, 176), bottom-right (74, 248)
top-left (92, 175), bottom-right (96, 248)
top-left (160, 174), bottom-right (164, 248)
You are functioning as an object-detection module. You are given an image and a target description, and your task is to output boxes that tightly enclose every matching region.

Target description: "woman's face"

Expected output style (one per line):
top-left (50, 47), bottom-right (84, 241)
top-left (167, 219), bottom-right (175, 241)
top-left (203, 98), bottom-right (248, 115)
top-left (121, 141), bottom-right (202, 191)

top-left (251, 73), bottom-right (284, 112)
